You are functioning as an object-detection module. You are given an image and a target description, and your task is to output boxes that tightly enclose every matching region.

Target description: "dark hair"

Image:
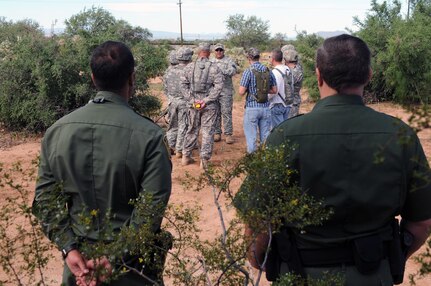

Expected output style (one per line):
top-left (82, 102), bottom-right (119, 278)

top-left (90, 41), bottom-right (135, 91)
top-left (249, 55), bottom-right (260, 61)
top-left (316, 34), bottom-right (370, 92)
top-left (272, 49), bottom-right (283, 62)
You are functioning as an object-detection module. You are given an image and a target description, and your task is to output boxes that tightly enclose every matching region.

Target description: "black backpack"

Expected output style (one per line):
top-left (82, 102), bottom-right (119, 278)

top-left (249, 66), bottom-right (270, 103)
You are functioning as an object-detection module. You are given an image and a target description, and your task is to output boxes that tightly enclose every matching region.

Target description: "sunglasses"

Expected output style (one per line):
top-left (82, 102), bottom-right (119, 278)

top-left (215, 49), bottom-right (224, 52)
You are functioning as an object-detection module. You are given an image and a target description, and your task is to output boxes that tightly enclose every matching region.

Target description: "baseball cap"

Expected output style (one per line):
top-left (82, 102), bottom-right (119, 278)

top-left (214, 43), bottom-right (224, 51)
top-left (281, 44), bottom-right (296, 53)
top-left (198, 42), bottom-right (211, 52)
top-left (176, 47), bottom-right (193, 61)
top-left (247, 47), bottom-right (260, 58)
top-left (283, 49), bottom-right (299, 62)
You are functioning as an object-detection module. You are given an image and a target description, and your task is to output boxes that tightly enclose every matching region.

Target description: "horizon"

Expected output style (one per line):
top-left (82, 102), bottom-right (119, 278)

top-left (1, 0), bottom-right (409, 38)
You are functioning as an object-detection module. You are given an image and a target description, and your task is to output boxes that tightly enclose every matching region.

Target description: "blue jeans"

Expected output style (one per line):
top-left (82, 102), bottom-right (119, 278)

top-left (243, 107), bottom-right (271, 153)
top-left (270, 104), bottom-right (290, 130)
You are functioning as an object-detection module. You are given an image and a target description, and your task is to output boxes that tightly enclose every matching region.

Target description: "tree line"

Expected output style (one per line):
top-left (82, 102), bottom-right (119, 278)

top-left (0, 0), bottom-right (430, 131)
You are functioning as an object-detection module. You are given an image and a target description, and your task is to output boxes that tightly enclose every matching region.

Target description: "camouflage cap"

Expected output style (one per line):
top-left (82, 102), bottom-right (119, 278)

top-left (246, 47), bottom-right (260, 58)
top-left (198, 42), bottom-right (211, 52)
top-left (176, 47), bottom-right (193, 61)
top-left (281, 44), bottom-right (296, 53)
top-left (283, 49), bottom-right (299, 62)
top-left (214, 43), bottom-right (224, 50)
top-left (168, 50), bottom-right (179, 65)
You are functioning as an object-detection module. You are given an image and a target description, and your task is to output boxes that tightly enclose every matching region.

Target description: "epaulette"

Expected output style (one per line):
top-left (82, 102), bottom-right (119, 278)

top-left (287, 113), bottom-right (304, 120)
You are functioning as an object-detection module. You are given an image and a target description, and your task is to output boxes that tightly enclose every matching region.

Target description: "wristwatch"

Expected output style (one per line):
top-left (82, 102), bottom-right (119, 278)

top-left (62, 243), bottom-right (78, 259)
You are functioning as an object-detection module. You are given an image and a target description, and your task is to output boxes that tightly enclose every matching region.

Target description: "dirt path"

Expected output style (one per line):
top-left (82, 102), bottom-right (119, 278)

top-left (1, 86), bottom-right (430, 285)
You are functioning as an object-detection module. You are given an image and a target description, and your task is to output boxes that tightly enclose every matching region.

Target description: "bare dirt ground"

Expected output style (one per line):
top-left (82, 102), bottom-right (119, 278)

top-left (1, 81), bottom-right (430, 285)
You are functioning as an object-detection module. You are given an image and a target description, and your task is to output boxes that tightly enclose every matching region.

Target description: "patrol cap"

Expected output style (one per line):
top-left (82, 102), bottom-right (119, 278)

top-left (284, 49), bottom-right (299, 62)
top-left (198, 42), bottom-right (211, 52)
top-left (176, 47), bottom-right (193, 61)
top-left (168, 50), bottom-right (179, 65)
top-left (214, 43), bottom-right (224, 51)
top-left (246, 47), bottom-right (260, 58)
top-left (281, 44), bottom-right (296, 53)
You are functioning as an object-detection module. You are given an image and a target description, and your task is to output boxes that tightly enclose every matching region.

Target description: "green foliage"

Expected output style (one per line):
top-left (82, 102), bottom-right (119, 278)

top-left (234, 144), bottom-right (332, 233)
top-left (225, 14), bottom-right (271, 51)
top-left (0, 17), bottom-right (43, 43)
top-left (271, 33), bottom-right (289, 49)
top-left (384, 1), bottom-right (431, 104)
top-left (0, 161), bottom-right (54, 285)
top-left (290, 32), bottom-right (324, 102)
top-left (179, 144), bottom-right (332, 285)
top-left (0, 9), bottom-right (166, 132)
top-left (64, 6), bottom-right (152, 47)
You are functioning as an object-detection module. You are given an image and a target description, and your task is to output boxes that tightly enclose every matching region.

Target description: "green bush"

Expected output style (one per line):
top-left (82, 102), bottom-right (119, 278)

top-left (290, 32), bottom-right (324, 102)
top-left (0, 8), bottom-right (167, 132)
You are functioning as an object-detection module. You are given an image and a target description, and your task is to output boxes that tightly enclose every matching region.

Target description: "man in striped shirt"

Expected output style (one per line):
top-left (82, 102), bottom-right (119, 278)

top-left (239, 47), bottom-right (277, 153)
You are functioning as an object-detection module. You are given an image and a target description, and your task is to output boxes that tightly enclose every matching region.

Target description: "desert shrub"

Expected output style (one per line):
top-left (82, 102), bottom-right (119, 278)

top-left (0, 9), bottom-right (167, 132)
top-left (290, 32), bottom-right (324, 102)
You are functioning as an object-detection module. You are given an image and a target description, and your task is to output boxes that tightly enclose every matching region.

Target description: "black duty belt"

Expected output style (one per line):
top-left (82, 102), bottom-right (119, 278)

top-left (299, 242), bottom-right (390, 267)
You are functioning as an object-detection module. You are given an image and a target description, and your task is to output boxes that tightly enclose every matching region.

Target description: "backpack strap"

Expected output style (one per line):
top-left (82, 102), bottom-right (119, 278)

top-left (273, 68), bottom-right (287, 102)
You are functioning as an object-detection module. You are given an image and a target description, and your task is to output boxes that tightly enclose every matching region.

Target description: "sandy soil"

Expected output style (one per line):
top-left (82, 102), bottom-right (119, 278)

top-left (0, 83), bottom-right (430, 285)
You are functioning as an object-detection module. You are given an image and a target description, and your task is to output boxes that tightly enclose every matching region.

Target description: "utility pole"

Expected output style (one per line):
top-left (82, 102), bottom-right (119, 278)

top-left (407, 0), bottom-right (410, 19)
top-left (51, 19), bottom-right (58, 37)
top-left (177, 0), bottom-right (184, 44)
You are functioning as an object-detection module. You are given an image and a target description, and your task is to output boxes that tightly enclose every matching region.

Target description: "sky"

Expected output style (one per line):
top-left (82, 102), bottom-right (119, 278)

top-left (0, 0), bottom-right (409, 37)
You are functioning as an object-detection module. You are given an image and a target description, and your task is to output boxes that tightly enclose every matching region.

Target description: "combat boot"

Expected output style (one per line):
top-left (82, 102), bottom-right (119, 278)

top-left (225, 135), bottom-right (234, 144)
top-left (200, 159), bottom-right (209, 170)
top-left (214, 134), bottom-right (221, 142)
top-left (181, 156), bottom-right (195, 166)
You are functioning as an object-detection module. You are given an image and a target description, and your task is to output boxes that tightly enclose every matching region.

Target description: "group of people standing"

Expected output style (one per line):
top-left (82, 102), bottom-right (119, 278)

top-left (32, 35), bottom-right (431, 286)
top-left (163, 42), bottom-right (304, 165)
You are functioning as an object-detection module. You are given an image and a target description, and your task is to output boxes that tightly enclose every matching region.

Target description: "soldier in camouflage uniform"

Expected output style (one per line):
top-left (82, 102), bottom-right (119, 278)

top-left (211, 43), bottom-right (237, 144)
top-left (180, 42), bottom-right (223, 169)
top-left (163, 50), bottom-right (180, 154)
top-left (281, 45), bottom-right (304, 118)
top-left (163, 48), bottom-right (193, 158)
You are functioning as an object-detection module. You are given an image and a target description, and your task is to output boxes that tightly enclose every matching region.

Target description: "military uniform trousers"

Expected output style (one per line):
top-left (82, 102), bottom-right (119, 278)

top-left (166, 100), bottom-right (188, 152)
top-left (214, 91), bottom-right (233, 136)
top-left (183, 107), bottom-right (218, 160)
top-left (288, 103), bottom-right (300, 118)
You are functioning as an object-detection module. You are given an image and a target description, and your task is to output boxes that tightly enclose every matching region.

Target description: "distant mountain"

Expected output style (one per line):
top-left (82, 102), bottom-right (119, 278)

top-left (150, 30), bottom-right (225, 41)
top-left (315, 30), bottom-right (347, 38)
top-left (45, 28), bottom-right (345, 41)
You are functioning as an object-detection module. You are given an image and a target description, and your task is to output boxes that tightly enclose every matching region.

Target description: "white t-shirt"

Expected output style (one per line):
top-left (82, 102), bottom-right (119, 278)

top-left (269, 64), bottom-right (290, 108)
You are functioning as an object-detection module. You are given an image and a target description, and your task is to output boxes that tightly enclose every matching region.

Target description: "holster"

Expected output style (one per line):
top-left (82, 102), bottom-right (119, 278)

top-left (266, 228), bottom-right (305, 281)
top-left (352, 234), bottom-right (383, 274)
top-left (388, 219), bottom-right (411, 284)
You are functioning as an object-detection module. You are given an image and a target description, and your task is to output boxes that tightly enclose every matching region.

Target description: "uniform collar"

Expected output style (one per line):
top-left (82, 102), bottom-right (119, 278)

top-left (313, 94), bottom-right (364, 111)
top-left (93, 91), bottom-right (129, 107)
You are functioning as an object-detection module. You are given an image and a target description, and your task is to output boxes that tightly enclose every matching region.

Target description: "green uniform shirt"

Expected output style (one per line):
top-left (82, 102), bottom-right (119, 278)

top-left (33, 91), bottom-right (172, 251)
top-left (267, 94), bottom-right (431, 249)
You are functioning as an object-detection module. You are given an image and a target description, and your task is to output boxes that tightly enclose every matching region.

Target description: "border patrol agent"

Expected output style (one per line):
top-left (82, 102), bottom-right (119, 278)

top-left (32, 41), bottom-right (172, 285)
top-left (245, 35), bottom-right (431, 285)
